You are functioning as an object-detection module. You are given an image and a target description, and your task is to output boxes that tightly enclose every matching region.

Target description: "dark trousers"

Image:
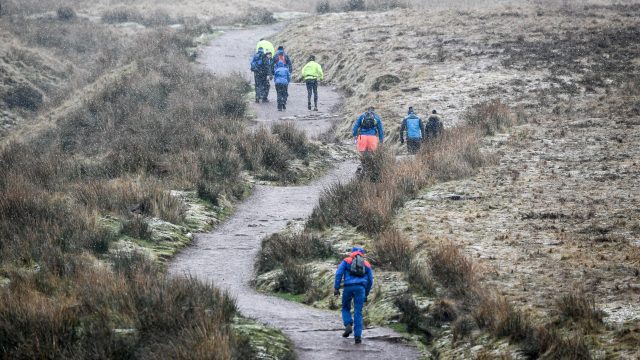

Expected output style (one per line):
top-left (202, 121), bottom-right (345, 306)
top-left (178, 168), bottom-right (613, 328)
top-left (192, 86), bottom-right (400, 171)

top-left (306, 80), bottom-right (318, 107)
top-left (254, 73), bottom-right (270, 100)
top-left (276, 83), bottom-right (288, 109)
top-left (407, 138), bottom-right (422, 154)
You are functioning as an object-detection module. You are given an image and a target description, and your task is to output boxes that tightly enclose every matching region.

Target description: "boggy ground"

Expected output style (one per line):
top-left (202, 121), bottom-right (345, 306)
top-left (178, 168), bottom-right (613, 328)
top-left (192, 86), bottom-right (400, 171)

top-left (257, 2), bottom-right (640, 358)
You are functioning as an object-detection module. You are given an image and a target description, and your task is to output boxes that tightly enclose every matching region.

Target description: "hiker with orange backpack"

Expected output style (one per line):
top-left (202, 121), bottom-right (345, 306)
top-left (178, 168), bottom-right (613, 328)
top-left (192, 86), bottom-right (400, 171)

top-left (272, 46), bottom-right (293, 74)
top-left (352, 107), bottom-right (384, 153)
top-left (334, 247), bottom-right (374, 344)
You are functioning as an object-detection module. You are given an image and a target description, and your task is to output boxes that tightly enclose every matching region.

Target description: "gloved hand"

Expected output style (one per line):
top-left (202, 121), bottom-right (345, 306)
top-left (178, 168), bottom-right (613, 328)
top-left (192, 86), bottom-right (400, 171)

top-left (334, 289), bottom-right (340, 297)
top-left (400, 137), bottom-right (404, 144)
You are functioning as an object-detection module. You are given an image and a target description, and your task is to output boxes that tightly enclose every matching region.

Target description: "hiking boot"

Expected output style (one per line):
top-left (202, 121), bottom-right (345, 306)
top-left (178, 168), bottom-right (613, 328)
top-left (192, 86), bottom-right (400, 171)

top-left (308, 103), bottom-right (312, 110)
top-left (262, 98), bottom-right (269, 103)
top-left (282, 104), bottom-right (286, 110)
top-left (313, 107), bottom-right (318, 111)
top-left (342, 324), bottom-right (352, 338)
top-left (355, 337), bottom-right (362, 344)
top-left (255, 98), bottom-right (260, 103)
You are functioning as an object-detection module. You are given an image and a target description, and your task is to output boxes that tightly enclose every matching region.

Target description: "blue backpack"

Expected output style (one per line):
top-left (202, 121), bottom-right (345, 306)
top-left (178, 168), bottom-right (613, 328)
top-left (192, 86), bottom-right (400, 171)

top-left (250, 53), bottom-right (263, 72)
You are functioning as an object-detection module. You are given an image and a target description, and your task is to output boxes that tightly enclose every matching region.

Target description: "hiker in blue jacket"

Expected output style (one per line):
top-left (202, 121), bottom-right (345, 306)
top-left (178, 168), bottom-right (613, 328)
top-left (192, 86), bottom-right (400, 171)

top-left (274, 61), bottom-right (291, 111)
top-left (334, 247), bottom-right (374, 344)
top-left (400, 106), bottom-right (425, 154)
top-left (250, 48), bottom-right (272, 103)
top-left (352, 107), bottom-right (384, 153)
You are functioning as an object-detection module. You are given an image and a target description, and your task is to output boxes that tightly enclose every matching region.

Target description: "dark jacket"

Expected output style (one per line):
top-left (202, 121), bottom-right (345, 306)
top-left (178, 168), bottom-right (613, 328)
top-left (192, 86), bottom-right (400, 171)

top-left (426, 114), bottom-right (444, 141)
top-left (251, 51), bottom-right (272, 77)
top-left (272, 50), bottom-right (293, 73)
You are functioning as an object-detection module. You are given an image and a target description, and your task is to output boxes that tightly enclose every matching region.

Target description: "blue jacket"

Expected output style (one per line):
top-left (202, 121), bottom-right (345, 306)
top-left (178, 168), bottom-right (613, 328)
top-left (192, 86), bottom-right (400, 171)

top-left (352, 112), bottom-right (384, 141)
top-left (334, 247), bottom-right (374, 297)
top-left (401, 113), bottom-right (424, 140)
top-left (273, 62), bottom-right (291, 85)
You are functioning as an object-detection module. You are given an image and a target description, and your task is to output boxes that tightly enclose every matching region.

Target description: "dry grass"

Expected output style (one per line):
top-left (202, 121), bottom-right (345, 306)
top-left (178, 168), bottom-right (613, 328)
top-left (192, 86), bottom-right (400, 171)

top-left (464, 99), bottom-right (515, 136)
top-left (256, 232), bottom-right (336, 273)
top-left (555, 291), bottom-right (604, 330)
top-left (430, 243), bottom-right (477, 298)
top-left (0, 254), bottom-right (242, 359)
top-left (370, 229), bottom-right (413, 271)
top-left (277, 261), bottom-right (313, 295)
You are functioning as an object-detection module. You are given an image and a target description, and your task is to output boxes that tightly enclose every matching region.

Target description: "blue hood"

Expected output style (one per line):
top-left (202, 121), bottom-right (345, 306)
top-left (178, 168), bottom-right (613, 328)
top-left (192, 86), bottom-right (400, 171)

top-left (351, 246), bottom-right (366, 255)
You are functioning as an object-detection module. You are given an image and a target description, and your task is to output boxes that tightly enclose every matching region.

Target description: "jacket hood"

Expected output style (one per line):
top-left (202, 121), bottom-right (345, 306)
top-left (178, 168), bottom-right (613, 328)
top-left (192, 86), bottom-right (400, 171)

top-left (350, 247), bottom-right (366, 257)
top-left (276, 61), bottom-right (286, 68)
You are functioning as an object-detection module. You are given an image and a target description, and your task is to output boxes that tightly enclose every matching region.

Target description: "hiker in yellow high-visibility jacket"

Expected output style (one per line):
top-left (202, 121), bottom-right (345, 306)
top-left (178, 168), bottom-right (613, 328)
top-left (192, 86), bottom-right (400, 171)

top-left (256, 39), bottom-right (275, 59)
top-left (301, 55), bottom-right (324, 111)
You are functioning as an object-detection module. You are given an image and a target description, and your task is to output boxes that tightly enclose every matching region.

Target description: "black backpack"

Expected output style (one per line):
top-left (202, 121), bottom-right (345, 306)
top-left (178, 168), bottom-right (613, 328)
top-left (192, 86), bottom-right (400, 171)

top-left (361, 112), bottom-right (377, 130)
top-left (350, 255), bottom-right (366, 277)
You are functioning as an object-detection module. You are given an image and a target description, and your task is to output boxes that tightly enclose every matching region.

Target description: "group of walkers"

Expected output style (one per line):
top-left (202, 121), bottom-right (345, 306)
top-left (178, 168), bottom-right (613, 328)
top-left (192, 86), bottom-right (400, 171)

top-left (352, 106), bottom-right (443, 154)
top-left (250, 39), bottom-right (324, 112)
top-left (251, 38), bottom-right (444, 346)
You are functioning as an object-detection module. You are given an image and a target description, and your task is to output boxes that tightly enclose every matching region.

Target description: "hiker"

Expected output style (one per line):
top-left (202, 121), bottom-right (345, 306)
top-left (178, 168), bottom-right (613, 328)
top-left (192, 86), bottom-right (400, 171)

top-left (256, 38), bottom-right (275, 58)
top-left (352, 107), bottom-right (384, 153)
top-left (273, 46), bottom-right (293, 73)
top-left (400, 106), bottom-right (425, 154)
top-left (301, 55), bottom-right (324, 111)
top-left (334, 247), bottom-right (374, 345)
top-left (425, 109), bottom-right (444, 142)
top-left (274, 61), bottom-right (291, 111)
top-left (250, 48), bottom-right (272, 103)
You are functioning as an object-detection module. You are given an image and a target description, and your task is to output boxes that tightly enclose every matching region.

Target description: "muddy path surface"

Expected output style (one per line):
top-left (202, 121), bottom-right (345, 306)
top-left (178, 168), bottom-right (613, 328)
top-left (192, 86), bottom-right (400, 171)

top-left (169, 24), bottom-right (419, 359)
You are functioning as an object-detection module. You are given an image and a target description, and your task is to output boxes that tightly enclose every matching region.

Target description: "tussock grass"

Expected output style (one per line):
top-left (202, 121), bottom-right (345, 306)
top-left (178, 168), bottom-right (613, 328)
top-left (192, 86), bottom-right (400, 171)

top-left (556, 291), bottom-right (604, 324)
top-left (277, 261), bottom-right (313, 295)
top-left (430, 243), bottom-right (477, 298)
top-left (256, 232), bottom-right (336, 273)
top-left (0, 254), bottom-right (242, 359)
top-left (371, 229), bottom-right (413, 271)
top-left (464, 99), bottom-right (515, 136)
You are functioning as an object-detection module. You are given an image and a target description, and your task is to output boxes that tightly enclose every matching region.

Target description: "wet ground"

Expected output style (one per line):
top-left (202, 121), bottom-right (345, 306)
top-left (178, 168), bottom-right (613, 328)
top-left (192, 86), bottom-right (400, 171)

top-left (169, 24), bottom-right (420, 359)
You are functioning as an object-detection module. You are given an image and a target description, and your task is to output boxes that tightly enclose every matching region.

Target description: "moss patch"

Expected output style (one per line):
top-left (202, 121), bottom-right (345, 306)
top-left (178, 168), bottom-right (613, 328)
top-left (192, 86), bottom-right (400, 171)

top-left (233, 317), bottom-right (295, 360)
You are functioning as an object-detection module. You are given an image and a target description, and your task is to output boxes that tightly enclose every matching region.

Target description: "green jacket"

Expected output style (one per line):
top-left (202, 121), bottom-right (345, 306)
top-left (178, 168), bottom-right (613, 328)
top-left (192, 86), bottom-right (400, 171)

top-left (301, 61), bottom-right (324, 82)
top-left (256, 40), bottom-right (275, 56)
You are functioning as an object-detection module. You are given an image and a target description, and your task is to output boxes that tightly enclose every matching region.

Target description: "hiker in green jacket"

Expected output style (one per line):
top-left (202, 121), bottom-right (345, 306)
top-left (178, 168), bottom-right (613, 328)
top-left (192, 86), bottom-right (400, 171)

top-left (256, 38), bottom-right (275, 58)
top-left (301, 55), bottom-right (324, 111)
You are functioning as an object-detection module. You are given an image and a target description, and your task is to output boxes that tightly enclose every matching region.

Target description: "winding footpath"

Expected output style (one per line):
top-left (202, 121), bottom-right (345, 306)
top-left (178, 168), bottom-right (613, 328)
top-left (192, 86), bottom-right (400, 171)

top-left (169, 23), bottom-right (419, 359)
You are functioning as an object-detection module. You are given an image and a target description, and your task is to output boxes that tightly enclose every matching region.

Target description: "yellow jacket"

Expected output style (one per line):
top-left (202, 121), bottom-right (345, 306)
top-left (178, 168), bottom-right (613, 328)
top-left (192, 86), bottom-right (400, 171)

top-left (256, 40), bottom-right (275, 56)
top-left (301, 61), bottom-right (324, 81)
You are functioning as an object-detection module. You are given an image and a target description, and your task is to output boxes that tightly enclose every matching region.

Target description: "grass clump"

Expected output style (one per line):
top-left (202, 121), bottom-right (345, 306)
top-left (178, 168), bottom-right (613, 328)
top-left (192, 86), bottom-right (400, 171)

top-left (430, 243), bottom-right (477, 298)
top-left (56, 6), bottom-right (76, 21)
top-left (371, 229), bottom-right (413, 271)
top-left (556, 291), bottom-right (604, 324)
top-left (256, 232), bottom-right (336, 273)
top-left (276, 261), bottom-right (313, 295)
top-left (464, 99), bottom-right (515, 135)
